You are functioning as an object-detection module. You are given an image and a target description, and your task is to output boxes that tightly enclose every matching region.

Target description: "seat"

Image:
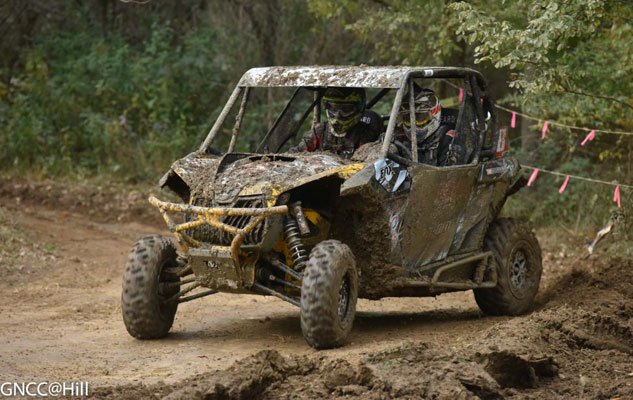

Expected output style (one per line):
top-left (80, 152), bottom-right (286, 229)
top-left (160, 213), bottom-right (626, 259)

top-left (443, 96), bottom-right (479, 165)
top-left (440, 108), bottom-right (459, 130)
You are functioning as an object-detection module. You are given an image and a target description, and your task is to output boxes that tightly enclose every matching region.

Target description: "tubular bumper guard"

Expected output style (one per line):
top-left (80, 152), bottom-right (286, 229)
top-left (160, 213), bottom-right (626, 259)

top-left (149, 195), bottom-right (289, 269)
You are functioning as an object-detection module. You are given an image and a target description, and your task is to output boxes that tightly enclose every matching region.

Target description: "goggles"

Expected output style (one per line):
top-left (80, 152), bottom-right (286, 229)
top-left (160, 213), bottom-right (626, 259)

top-left (324, 101), bottom-right (360, 119)
top-left (402, 111), bottom-right (432, 128)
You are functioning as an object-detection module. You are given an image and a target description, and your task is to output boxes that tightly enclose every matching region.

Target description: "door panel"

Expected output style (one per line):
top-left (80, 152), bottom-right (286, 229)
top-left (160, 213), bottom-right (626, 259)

top-left (400, 164), bottom-right (479, 268)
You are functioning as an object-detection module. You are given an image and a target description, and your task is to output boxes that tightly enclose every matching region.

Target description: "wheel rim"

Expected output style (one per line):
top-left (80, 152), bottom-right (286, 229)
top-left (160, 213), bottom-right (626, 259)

top-left (338, 274), bottom-right (351, 326)
top-left (509, 249), bottom-right (528, 292)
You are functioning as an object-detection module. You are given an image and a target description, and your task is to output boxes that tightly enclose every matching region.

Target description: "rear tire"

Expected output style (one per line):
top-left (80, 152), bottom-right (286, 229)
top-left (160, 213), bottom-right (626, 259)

top-left (121, 235), bottom-right (180, 339)
top-left (300, 240), bottom-right (358, 349)
top-left (474, 218), bottom-right (542, 316)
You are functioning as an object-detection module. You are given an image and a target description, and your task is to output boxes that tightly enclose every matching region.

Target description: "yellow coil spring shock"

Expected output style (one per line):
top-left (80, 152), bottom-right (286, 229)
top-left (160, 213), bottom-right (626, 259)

top-left (284, 217), bottom-right (308, 271)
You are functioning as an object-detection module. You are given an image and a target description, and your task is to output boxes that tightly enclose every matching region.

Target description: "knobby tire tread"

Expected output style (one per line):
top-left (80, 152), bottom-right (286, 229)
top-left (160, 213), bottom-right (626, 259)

top-left (121, 235), bottom-right (179, 339)
top-left (300, 240), bottom-right (358, 349)
top-left (474, 218), bottom-right (542, 316)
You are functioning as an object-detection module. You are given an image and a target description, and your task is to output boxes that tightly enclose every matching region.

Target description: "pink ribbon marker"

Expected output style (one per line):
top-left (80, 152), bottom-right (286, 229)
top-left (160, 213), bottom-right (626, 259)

top-left (613, 185), bottom-right (621, 208)
top-left (510, 111), bottom-right (517, 128)
top-left (541, 121), bottom-right (549, 139)
top-left (558, 175), bottom-right (570, 194)
top-left (580, 129), bottom-right (596, 146)
top-left (458, 87), bottom-right (463, 104)
top-left (527, 169), bottom-right (539, 187)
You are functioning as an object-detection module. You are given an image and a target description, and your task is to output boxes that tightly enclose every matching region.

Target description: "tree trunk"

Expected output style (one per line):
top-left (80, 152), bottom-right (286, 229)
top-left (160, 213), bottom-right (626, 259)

top-left (520, 66), bottom-right (538, 165)
top-left (520, 110), bottom-right (538, 165)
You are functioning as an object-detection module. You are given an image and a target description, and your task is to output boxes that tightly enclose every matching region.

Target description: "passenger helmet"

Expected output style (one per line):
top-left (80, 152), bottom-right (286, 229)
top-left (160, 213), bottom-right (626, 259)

top-left (400, 87), bottom-right (442, 142)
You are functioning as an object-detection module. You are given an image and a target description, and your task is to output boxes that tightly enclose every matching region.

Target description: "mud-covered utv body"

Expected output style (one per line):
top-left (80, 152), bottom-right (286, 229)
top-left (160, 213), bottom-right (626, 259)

top-left (122, 66), bottom-right (542, 349)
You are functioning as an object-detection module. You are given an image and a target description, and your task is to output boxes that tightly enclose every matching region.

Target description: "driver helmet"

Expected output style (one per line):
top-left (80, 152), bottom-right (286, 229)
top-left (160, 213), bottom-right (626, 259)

top-left (322, 87), bottom-right (366, 137)
top-left (399, 87), bottom-right (442, 142)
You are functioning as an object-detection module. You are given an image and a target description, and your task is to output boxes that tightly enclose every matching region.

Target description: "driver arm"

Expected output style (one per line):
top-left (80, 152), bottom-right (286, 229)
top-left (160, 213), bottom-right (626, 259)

top-left (291, 123), bottom-right (325, 152)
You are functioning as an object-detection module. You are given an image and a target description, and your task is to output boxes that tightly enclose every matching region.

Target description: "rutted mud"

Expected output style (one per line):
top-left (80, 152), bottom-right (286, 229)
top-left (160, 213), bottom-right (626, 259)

top-left (1, 178), bottom-right (632, 399)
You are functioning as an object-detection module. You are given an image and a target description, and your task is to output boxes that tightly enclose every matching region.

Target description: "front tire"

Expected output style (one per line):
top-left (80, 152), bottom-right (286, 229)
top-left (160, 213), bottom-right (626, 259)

top-left (121, 235), bottom-right (180, 339)
top-left (300, 240), bottom-right (358, 349)
top-left (474, 218), bottom-right (542, 316)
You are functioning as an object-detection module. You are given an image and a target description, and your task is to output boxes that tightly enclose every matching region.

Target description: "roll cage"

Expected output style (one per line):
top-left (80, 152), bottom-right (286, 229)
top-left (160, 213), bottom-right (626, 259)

top-left (199, 66), bottom-right (499, 165)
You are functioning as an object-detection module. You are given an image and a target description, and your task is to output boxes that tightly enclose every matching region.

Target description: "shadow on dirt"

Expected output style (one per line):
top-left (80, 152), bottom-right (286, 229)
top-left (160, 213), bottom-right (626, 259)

top-left (356, 308), bottom-right (482, 325)
top-left (166, 307), bottom-right (487, 345)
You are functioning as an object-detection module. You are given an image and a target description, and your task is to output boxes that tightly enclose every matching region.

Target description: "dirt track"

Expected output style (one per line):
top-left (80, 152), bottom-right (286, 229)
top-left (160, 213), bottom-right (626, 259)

top-left (1, 178), bottom-right (632, 399)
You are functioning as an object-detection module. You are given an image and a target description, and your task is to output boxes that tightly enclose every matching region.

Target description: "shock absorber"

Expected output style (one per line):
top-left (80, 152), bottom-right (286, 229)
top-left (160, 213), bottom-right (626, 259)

top-left (284, 217), bottom-right (308, 271)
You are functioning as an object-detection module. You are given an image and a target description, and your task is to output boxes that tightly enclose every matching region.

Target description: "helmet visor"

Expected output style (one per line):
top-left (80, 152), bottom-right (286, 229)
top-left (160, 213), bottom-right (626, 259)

top-left (414, 93), bottom-right (439, 111)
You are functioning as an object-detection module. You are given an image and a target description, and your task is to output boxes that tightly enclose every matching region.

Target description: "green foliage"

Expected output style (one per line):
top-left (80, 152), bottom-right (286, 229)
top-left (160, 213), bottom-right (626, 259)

top-left (450, 0), bottom-right (633, 142)
top-left (449, 0), bottom-right (632, 228)
top-left (451, 1), bottom-right (607, 91)
top-left (308, 0), bottom-right (463, 65)
top-left (0, 22), bottom-right (232, 180)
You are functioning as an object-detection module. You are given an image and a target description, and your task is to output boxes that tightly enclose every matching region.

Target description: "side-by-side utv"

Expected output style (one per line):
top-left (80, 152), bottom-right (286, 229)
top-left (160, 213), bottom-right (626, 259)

top-left (121, 66), bottom-right (542, 349)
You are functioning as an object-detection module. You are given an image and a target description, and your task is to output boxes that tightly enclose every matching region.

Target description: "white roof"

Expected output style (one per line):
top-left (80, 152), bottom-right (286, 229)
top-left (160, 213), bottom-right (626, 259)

top-left (238, 66), bottom-right (472, 89)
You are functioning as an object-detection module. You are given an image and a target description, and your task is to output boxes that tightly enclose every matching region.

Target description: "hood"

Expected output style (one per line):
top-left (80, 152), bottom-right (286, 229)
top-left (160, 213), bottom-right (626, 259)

top-left (164, 151), bottom-right (364, 205)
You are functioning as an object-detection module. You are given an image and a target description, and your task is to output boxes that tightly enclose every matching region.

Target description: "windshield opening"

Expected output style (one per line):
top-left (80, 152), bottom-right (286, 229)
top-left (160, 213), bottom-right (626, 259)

top-left (203, 76), bottom-right (480, 165)
top-left (207, 85), bottom-right (401, 155)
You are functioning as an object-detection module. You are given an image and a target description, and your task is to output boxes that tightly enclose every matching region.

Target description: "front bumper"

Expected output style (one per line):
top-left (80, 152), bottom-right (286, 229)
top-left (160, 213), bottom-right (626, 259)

top-left (149, 195), bottom-right (289, 287)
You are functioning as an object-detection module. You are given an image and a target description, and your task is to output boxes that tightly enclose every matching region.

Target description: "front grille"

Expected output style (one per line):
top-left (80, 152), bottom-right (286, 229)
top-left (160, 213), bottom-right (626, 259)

top-left (185, 196), bottom-right (266, 246)
top-left (220, 198), bottom-right (266, 245)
